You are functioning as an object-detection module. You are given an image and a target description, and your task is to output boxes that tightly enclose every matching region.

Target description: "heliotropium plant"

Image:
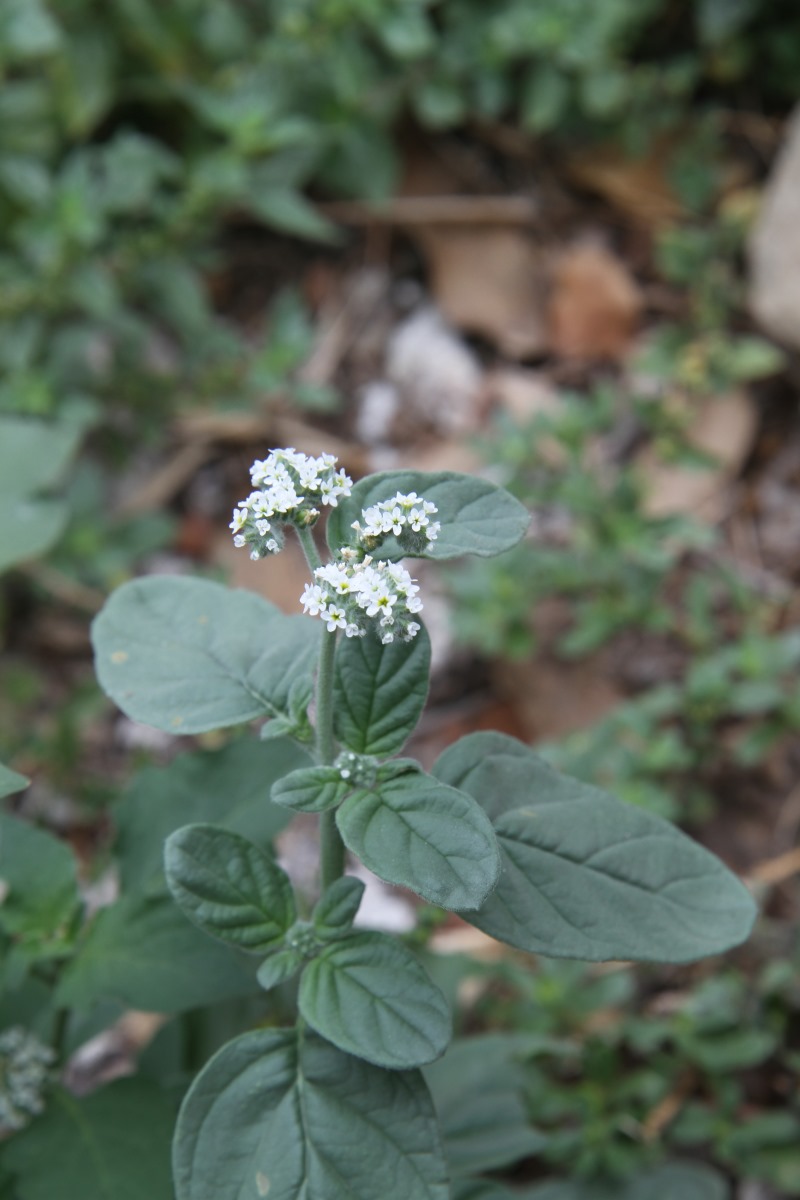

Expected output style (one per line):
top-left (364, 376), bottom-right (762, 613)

top-left (88, 448), bottom-right (756, 1200)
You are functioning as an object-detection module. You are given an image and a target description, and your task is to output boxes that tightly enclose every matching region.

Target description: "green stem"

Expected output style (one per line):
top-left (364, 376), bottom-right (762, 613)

top-left (315, 629), bottom-right (345, 888)
top-left (296, 524), bottom-right (323, 573)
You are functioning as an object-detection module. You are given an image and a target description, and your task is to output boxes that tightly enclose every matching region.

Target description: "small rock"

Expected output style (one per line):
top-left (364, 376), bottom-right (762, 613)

top-left (749, 104), bottom-right (800, 349)
top-left (386, 306), bottom-right (482, 434)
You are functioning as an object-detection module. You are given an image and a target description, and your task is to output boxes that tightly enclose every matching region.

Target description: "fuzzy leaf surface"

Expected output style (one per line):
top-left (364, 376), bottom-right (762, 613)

top-left (271, 765), bottom-right (350, 813)
top-left (299, 931), bottom-right (451, 1068)
top-left (333, 623), bottom-right (430, 755)
top-left (435, 732), bottom-right (756, 962)
top-left (173, 1028), bottom-right (449, 1200)
top-left (165, 825), bottom-right (295, 953)
top-left (256, 947), bottom-right (305, 992)
top-left (336, 772), bottom-right (500, 911)
top-left (312, 876), bottom-right (365, 936)
top-left (327, 470), bottom-right (529, 560)
top-left (92, 576), bottom-right (318, 733)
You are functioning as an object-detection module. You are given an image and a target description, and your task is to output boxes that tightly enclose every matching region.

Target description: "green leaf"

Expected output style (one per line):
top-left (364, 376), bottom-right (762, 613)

top-left (4, 1079), bottom-right (174, 1200)
top-left (528, 1160), bottom-right (729, 1199)
top-left (312, 876), bottom-right (365, 936)
top-left (434, 733), bottom-right (756, 962)
top-left (327, 471), bottom-right (530, 560)
top-left (0, 814), bottom-right (79, 941)
top-left (173, 1028), bottom-right (449, 1200)
top-left (56, 893), bottom-right (258, 1013)
top-left (426, 1034), bottom-right (548, 1177)
top-left (0, 761), bottom-right (28, 800)
top-left (271, 765), bottom-right (350, 813)
top-left (0, 495), bottom-right (70, 573)
top-left (333, 623), bottom-right (430, 755)
top-left (299, 931), bottom-right (451, 1068)
top-left (115, 738), bottom-right (308, 894)
top-left (433, 731), bottom-right (540, 824)
top-left (0, 415), bottom-right (83, 498)
top-left (256, 946), bottom-right (305, 991)
top-left (336, 771), bottom-right (501, 911)
top-left (165, 824), bottom-right (296, 953)
top-left (92, 576), bottom-right (319, 734)
top-left (249, 188), bottom-right (340, 242)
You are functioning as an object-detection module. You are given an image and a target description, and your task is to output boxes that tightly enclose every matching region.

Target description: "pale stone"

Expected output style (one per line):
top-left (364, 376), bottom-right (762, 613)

top-left (749, 105), bottom-right (800, 349)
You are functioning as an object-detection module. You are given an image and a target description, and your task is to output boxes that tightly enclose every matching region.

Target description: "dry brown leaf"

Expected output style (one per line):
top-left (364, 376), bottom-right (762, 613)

top-left (566, 140), bottom-right (682, 227)
top-left (547, 243), bottom-right (643, 361)
top-left (415, 224), bottom-right (549, 358)
top-left (493, 653), bottom-right (624, 742)
top-left (639, 390), bottom-right (757, 520)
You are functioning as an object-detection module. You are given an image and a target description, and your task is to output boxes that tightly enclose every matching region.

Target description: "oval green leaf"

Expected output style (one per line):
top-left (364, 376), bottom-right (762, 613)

top-left (436, 734), bottom-right (757, 962)
top-left (336, 772), bottom-right (500, 911)
top-left (333, 622), bottom-right (430, 756)
top-left (92, 575), bottom-right (319, 734)
top-left (173, 1028), bottom-right (450, 1200)
top-left (271, 765), bottom-right (351, 813)
top-left (165, 824), bottom-right (296, 953)
top-left (312, 876), bottom-right (365, 936)
top-left (327, 470), bottom-right (530, 560)
top-left (299, 931), bottom-right (452, 1068)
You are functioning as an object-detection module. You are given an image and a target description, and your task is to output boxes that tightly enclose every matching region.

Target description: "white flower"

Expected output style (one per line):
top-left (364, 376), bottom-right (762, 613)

top-left (233, 448), bottom-right (353, 558)
top-left (230, 507), bottom-right (248, 533)
top-left (323, 604), bottom-right (347, 632)
top-left (301, 551), bottom-right (424, 642)
top-left (300, 583), bottom-right (326, 616)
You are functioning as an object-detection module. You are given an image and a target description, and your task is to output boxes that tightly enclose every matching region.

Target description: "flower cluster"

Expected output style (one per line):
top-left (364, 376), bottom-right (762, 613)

top-left (230, 448), bottom-right (352, 561)
top-left (301, 557), bottom-right (423, 643)
top-left (0, 1027), bottom-right (54, 1134)
top-left (351, 492), bottom-right (440, 556)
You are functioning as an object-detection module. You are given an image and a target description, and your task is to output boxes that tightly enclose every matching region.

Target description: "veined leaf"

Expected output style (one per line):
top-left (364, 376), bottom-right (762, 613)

top-left (435, 732), bottom-right (757, 962)
top-left (333, 623), bottom-right (430, 756)
top-left (312, 876), bottom-right (365, 936)
top-left (299, 931), bottom-right (451, 1068)
top-left (92, 576), bottom-right (318, 734)
top-left (173, 1028), bottom-right (449, 1200)
top-left (164, 824), bottom-right (296, 953)
top-left (327, 470), bottom-right (529, 560)
top-left (271, 765), bottom-right (351, 813)
top-left (336, 772), bottom-right (500, 911)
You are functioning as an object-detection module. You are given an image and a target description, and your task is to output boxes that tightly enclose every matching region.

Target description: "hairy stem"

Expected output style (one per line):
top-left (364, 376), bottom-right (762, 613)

top-left (296, 524), bottom-right (323, 573)
top-left (316, 628), bottom-right (346, 888)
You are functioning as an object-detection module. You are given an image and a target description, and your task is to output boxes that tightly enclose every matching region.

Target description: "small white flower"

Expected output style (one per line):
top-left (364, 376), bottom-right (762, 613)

top-left (324, 604), bottom-right (347, 632)
top-left (380, 631), bottom-right (395, 644)
top-left (233, 534), bottom-right (246, 548)
top-left (300, 583), bottom-right (327, 616)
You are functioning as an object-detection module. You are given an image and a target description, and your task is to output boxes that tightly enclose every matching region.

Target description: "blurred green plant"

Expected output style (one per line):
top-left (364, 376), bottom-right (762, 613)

top-left (2, 0), bottom-right (797, 434)
top-left (544, 628), bottom-right (800, 821)
top-left (430, 950), bottom-right (800, 1196)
